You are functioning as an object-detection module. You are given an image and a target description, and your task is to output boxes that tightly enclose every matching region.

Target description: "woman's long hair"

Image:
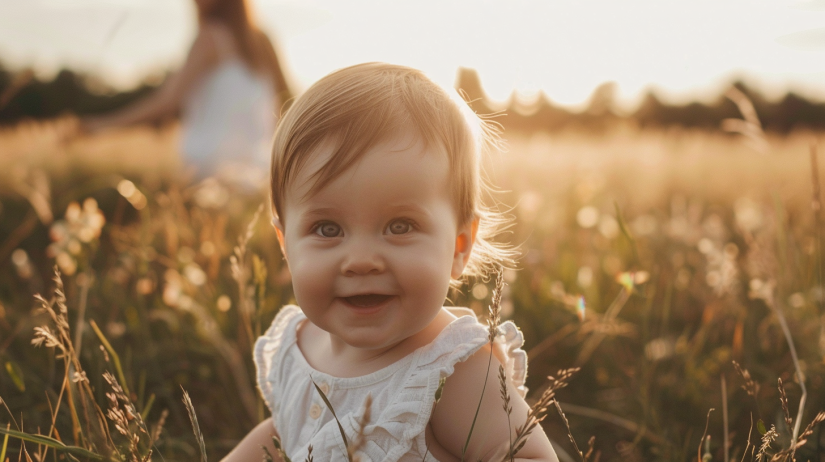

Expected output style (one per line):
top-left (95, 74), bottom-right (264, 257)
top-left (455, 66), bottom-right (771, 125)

top-left (200, 0), bottom-right (295, 111)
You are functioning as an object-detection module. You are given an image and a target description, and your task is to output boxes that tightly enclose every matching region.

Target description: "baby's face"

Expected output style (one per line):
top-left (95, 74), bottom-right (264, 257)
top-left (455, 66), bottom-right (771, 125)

top-left (277, 131), bottom-right (474, 352)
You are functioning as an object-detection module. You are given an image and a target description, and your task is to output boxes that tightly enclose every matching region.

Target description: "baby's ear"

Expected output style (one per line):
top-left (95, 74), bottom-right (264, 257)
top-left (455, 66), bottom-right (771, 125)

top-left (271, 216), bottom-right (288, 261)
top-left (451, 218), bottom-right (479, 279)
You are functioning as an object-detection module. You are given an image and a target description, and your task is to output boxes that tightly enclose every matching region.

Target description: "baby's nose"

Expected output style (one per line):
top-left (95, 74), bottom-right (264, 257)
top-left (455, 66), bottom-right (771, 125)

top-left (341, 240), bottom-right (385, 276)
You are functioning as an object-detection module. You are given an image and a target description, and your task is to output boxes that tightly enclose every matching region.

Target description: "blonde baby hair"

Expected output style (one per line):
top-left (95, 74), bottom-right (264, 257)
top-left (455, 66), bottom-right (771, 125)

top-left (270, 62), bottom-right (514, 280)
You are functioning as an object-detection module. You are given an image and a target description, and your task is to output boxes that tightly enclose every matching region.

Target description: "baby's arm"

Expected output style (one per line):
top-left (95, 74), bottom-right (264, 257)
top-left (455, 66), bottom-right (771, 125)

top-left (221, 417), bottom-right (280, 462)
top-left (429, 346), bottom-right (559, 462)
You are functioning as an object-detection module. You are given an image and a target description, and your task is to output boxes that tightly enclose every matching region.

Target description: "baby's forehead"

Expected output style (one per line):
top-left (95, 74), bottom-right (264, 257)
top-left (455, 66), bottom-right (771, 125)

top-left (281, 136), bottom-right (454, 220)
top-left (287, 130), bottom-right (449, 198)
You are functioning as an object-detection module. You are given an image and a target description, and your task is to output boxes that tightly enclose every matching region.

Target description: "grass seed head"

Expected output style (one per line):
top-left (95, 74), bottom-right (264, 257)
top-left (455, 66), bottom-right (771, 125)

top-left (756, 425), bottom-right (778, 462)
top-left (733, 361), bottom-right (760, 397)
top-left (347, 394), bottom-right (372, 462)
top-left (777, 378), bottom-right (792, 433)
top-left (487, 266), bottom-right (505, 343)
top-left (498, 365), bottom-right (512, 415)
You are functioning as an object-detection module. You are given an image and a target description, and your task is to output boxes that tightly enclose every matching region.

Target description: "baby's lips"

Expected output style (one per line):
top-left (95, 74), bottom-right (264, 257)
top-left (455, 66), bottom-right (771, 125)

top-left (341, 293), bottom-right (394, 307)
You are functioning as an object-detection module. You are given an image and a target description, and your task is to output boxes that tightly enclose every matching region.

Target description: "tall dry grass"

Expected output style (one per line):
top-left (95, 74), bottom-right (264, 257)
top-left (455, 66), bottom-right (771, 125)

top-left (0, 115), bottom-right (824, 460)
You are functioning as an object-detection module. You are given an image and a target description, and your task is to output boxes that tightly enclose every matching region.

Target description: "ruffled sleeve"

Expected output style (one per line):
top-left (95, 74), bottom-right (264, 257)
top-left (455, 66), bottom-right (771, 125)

top-left (494, 320), bottom-right (528, 397)
top-left (253, 304), bottom-right (303, 419)
top-left (349, 314), bottom-right (529, 462)
top-left (437, 310), bottom-right (529, 396)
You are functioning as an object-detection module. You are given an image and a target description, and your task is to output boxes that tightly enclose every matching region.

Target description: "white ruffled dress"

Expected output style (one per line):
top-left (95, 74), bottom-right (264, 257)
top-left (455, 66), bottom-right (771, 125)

top-left (254, 305), bottom-right (528, 462)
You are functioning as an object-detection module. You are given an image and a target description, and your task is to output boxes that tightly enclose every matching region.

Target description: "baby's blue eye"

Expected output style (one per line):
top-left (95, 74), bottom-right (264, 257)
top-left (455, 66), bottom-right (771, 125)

top-left (315, 223), bottom-right (342, 238)
top-left (387, 220), bottom-right (412, 235)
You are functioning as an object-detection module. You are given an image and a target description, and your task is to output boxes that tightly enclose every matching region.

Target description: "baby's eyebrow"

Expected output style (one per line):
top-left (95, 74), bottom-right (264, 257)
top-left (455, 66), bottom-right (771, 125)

top-left (386, 203), bottom-right (432, 216)
top-left (302, 206), bottom-right (339, 218)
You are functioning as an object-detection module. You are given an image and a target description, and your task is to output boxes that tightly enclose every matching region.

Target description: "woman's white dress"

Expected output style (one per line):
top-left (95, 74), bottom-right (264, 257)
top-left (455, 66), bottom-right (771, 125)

top-left (181, 26), bottom-right (275, 185)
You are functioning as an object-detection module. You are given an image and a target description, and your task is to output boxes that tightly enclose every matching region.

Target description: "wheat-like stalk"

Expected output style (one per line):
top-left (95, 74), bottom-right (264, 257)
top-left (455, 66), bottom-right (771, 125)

top-left (462, 267), bottom-right (505, 461)
top-left (767, 411), bottom-right (825, 461)
top-left (765, 297), bottom-right (807, 447)
top-left (264, 434), bottom-right (293, 462)
top-left (149, 409), bottom-right (168, 448)
top-left (422, 377), bottom-right (447, 462)
top-left (498, 365), bottom-right (513, 462)
top-left (182, 388), bottom-right (207, 462)
top-left (777, 378), bottom-right (792, 435)
top-left (732, 361), bottom-right (760, 398)
top-left (230, 203), bottom-right (263, 349)
top-left (347, 394), bottom-right (372, 462)
top-left (31, 269), bottom-right (117, 457)
top-left (792, 411), bottom-right (825, 449)
top-left (722, 87), bottom-right (769, 154)
top-left (487, 267), bottom-right (504, 342)
top-left (756, 425), bottom-right (777, 462)
top-left (503, 368), bottom-right (579, 462)
top-left (553, 399), bottom-right (583, 461)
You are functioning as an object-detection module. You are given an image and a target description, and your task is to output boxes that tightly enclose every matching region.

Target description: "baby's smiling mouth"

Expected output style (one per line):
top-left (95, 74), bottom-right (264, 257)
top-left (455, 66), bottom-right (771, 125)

top-left (342, 294), bottom-right (393, 308)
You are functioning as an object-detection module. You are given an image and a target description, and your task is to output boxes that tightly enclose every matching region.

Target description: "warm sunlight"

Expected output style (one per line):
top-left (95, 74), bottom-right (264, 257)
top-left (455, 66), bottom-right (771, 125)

top-left (5, 1), bottom-right (825, 461)
top-left (1, 0), bottom-right (823, 109)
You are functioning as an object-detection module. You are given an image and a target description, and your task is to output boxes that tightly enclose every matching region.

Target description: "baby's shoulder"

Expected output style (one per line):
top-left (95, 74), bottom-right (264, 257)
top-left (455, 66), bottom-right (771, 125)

top-left (423, 317), bottom-right (529, 460)
top-left (418, 312), bottom-right (529, 396)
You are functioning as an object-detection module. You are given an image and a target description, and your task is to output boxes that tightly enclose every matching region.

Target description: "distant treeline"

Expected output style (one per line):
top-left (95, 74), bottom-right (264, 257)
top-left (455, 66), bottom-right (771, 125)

top-left (457, 68), bottom-right (825, 133)
top-left (1, 63), bottom-right (824, 133)
top-left (0, 66), bottom-right (162, 125)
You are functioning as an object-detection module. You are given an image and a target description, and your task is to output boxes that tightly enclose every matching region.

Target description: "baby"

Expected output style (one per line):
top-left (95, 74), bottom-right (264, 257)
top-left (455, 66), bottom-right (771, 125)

top-left (223, 63), bottom-right (558, 462)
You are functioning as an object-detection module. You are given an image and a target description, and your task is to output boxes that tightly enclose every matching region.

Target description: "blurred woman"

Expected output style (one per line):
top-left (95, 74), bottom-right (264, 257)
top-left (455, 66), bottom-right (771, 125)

top-left (82, 0), bottom-right (292, 181)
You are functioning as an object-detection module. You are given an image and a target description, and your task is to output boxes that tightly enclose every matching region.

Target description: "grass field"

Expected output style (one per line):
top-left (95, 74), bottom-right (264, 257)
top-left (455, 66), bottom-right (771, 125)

top-left (1, 117), bottom-right (825, 461)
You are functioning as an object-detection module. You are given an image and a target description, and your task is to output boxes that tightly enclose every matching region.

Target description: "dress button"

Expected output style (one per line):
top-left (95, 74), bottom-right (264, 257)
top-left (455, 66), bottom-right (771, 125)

top-left (319, 382), bottom-right (330, 395)
top-left (309, 403), bottom-right (322, 419)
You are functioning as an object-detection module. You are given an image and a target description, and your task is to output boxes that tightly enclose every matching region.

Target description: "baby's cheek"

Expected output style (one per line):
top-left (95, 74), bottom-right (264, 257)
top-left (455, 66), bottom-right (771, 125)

top-left (289, 255), bottom-right (334, 305)
top-left (397, 248), bottom-right (453, 298)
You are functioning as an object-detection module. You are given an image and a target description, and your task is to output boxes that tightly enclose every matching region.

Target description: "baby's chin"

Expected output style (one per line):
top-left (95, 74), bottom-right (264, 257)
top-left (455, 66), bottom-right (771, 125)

top-left (320, 312), bottom-right (448, 353)
top-left (327, 325), bottom-right (417, 351)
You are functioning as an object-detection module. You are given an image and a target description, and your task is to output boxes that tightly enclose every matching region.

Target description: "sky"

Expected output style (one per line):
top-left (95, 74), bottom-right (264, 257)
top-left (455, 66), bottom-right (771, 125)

top-left (0, 0), bottom-right (824, 110)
